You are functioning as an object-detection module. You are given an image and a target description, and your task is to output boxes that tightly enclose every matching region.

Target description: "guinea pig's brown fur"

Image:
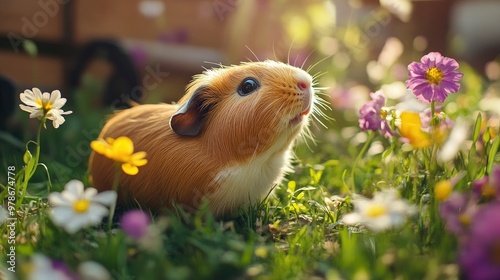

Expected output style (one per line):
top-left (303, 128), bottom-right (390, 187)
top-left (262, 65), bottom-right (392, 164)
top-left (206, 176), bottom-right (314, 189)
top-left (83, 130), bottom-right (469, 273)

top-left (88, 60), bottom-right (317, 217)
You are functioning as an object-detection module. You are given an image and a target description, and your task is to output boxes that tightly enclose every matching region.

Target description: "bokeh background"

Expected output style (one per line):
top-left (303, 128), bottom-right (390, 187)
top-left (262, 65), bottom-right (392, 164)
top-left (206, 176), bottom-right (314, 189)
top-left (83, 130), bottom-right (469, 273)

top-left (1, 0), bottom-right (499, 178)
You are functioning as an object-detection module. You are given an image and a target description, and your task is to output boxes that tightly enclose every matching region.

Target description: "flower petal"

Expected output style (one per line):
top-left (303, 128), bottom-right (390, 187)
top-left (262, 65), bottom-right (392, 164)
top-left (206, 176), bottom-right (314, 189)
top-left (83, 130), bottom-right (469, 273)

top-left (64, 180), bottom-right (85, 197)
top-left (92, 191), bottom-right (117, 206)
top-left (50, 206), bottom-right (76, 225)
top-left (83, 187), bottom-right (98, 199)
top-left (78, 261), bottom-right (111, 280)
top-left (342, 213), bottom-right (363, 225)
top-left (20, 92), bottom-right (39, 107)
top-left (122, 163), bottom-right (139, 175)
top-left (91, 140), bottom-right (110, 156)
top-left (48, 192), bottom-right (72, 206)
top-left (19, 104), bottom-right (38, 114)
top-left (86, 204), bottom-right (109, 222)
top-left (113, 136), bottom-right (134, 155)
top-left (48, 90), bottom-right (62, 105)
top-left (64, 214), bottom-right (90, 234)
top-left (41, 91), bottom-right (50, 103)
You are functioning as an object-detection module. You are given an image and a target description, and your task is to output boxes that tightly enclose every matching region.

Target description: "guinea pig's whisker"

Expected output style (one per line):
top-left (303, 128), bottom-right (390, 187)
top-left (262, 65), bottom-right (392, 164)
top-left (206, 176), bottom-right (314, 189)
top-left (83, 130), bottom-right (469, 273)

top-left (313, 97), bottom-right (331, 111)
top-left (312, 94), bottom-right (333, 124)
top-left (287, 39), bottom-right (295, 65)
top-left (260, 98), bottom-right (281, 118)
top-left (300, 49), bottom-right (316, 70)
top-left (311, 71), bottom-right (327, 81)
top-left (306, 55), bottom-right (333, 73)
top-left (311, 112), bottom-right (328, 129)
top-left (245, 46), bottom-right (260, 62)
top-left (301, 126), bottom-right (316, 148)
top-left (274, 101), bottom-right (287, 118)
top-left (272, 42), bottom-right (278, 62)
top-left (293, 53), bottom-right (301, 68)
top-left (203, 61), bottom-right (223, 68)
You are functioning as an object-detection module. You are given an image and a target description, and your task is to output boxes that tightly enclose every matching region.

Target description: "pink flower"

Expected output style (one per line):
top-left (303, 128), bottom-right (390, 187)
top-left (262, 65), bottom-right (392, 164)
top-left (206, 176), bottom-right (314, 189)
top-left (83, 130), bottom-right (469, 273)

top-left (406, 52), bottom-right (463, 103)
top-left (120, 210), bottom-right (150, 240)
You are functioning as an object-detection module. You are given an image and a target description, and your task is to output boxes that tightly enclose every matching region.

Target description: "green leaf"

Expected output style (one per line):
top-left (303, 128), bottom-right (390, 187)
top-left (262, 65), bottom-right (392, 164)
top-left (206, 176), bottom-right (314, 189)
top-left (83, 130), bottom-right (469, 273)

top-left (382, 141), bottom-right (396, 159)
top-left (23, 149), bottom-right (33, 165)
top-left (472, 114), bottom-right (482, 144)
top-left (483, 126), bottom-right (491, 143)
top-left (468, 143), bottom-right (477, 176)
top-left (487, 136), bottom-right (500, 173)
top-left (309, 168), bottom-right (323, 185)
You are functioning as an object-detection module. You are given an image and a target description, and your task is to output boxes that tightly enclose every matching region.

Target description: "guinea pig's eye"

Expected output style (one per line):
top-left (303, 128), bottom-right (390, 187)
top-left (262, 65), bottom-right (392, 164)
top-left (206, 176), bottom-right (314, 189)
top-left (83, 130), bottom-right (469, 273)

top-left (237, 78), bottom-right (260, 96)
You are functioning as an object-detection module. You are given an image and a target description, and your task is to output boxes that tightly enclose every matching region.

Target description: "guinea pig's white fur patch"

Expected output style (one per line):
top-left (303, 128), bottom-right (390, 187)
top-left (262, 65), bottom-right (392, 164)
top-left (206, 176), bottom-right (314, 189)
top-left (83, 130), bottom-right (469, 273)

top-left (210, 134), bottom-right (295, 216)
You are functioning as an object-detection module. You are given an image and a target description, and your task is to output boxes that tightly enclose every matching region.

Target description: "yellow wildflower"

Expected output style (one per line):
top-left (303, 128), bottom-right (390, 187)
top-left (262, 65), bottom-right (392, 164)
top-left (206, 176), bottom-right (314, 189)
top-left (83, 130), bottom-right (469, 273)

top-left (435, 180), bottom-right (453, 201)
top-left (399, 112), bottom-right (432, 148)
top-left (91, 136), bottom-right (148, 175)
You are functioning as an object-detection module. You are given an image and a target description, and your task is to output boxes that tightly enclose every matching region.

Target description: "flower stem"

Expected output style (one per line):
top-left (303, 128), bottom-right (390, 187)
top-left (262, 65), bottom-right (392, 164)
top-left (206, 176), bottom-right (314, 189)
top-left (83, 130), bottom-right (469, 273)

top-left (107, 163), bottom-right (121, 231)
top-left (18, 119), bottom-right (44, 208)
top-left (430, 101), bottom-right (439, 127)
top-left (350, 132), bottom-right (375, 194)
top-left (429, 101), bottom-right (440, 176)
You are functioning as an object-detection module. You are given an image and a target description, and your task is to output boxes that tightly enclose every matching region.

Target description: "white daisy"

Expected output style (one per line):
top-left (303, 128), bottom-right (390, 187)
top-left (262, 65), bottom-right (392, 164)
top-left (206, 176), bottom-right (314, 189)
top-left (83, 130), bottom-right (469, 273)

top-left (78, 261), bottom-right (111, 280)
top-left (28, 253), bottom-right (73, 280)
top-left (342, 189), bottom-right (416, 232)
top-left (19, 88), bottom-right (72, 128)
top-left (48, 180), bottom-right (117, 234)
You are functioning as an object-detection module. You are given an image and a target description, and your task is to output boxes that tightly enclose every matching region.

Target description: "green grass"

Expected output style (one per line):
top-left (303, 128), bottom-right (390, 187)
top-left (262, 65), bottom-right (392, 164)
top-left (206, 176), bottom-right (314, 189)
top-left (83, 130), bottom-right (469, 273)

top-left (1, 58), bottom-right (499, 280)
top-left (0, 136), bottom-right (471, 279)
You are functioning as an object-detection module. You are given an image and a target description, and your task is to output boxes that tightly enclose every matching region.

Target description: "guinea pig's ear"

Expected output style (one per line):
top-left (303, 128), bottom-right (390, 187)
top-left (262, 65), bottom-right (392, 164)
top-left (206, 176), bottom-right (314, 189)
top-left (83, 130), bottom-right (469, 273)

top-left (170, 86), bottom-right (213, 136)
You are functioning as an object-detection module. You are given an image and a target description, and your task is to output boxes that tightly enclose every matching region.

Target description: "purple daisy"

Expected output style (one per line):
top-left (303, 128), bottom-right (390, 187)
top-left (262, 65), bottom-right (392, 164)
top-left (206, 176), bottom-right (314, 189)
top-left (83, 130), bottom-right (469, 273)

top-left (406, 52), bottom-right (463, 103)
top-left (459, 203), bottom-right (500, 280)
top-left (359, 90), bottom-right (393, 138)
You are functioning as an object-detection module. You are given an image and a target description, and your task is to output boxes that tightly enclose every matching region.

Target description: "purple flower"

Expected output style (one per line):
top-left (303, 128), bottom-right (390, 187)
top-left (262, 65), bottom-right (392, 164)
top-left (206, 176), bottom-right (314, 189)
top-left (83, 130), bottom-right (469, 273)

top-left (472, 165), bottom-right (500, 200)
top-left (359, 90), bottom-right (393, 138)
top-left (120, 210), bottom-right (151, 240)
top-left (406, 52), bottom-right (463, 103)
top-left (439, 192), bottom-right (477, 236)
top-left (460, 203), bottom-right (500, 280)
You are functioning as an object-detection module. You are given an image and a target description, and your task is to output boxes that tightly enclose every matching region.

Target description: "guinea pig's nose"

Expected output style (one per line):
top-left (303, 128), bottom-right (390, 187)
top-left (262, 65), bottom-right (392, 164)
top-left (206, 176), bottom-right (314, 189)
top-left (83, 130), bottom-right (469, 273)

top-left (297, 81), bottom-right (309, 91)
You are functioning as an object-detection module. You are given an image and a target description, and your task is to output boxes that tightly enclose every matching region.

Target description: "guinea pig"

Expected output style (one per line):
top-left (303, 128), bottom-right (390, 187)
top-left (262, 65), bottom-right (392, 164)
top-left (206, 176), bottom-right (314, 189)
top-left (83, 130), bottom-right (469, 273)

top-left (88, 60), bottom-right (318, 217)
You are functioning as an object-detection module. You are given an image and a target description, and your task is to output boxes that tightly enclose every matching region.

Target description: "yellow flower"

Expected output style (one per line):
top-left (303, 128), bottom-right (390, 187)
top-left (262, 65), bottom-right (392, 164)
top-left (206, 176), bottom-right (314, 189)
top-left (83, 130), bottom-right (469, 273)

top-left (399, 112), bottom-right (432, 148)
top-left (91, 136), bottom-right (148, 175)
top-left (435, 180), bottom-right (453, 201)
